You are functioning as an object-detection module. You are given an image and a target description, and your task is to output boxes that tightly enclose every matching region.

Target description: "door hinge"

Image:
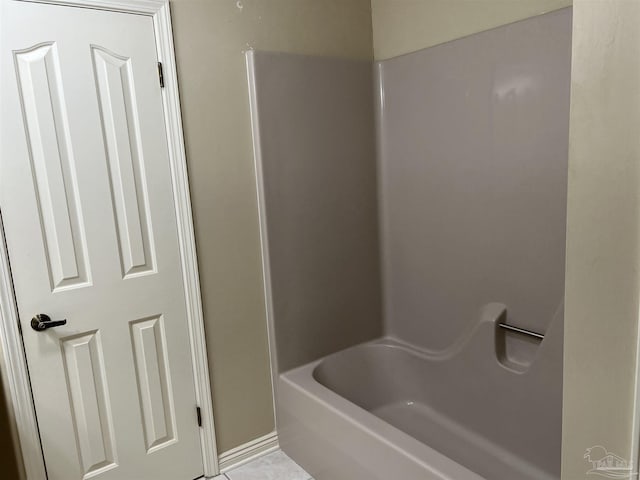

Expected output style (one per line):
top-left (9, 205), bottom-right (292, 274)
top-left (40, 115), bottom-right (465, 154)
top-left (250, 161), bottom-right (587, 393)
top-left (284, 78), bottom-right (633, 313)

top-left (196, 406), bottom-right (202, 427)
top-left (157, 62), bottom-right (165, 88)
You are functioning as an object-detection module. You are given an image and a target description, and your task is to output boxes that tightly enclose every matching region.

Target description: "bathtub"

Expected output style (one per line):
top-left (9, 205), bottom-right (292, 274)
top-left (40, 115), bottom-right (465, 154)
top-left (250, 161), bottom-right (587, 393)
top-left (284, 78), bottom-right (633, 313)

top-left (276, 303), bottom-right (562, 480)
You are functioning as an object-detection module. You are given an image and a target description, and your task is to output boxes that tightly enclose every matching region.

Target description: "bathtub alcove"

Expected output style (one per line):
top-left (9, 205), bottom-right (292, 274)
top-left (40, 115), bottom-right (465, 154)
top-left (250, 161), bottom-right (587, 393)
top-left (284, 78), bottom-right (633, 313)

top-left (247, 7), bottom-right (571, 480)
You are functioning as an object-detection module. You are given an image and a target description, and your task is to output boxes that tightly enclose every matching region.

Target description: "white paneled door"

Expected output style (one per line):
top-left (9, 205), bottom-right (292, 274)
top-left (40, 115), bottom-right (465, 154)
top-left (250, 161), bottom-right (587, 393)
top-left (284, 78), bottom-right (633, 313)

top-left (0, 1), bottom-right (204, 479)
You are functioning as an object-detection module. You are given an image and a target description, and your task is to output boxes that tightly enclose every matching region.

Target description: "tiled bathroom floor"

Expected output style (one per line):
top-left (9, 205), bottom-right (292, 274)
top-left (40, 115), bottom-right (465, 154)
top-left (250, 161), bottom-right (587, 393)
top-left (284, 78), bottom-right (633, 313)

top-left (214, 451), bottom-right (314, 480)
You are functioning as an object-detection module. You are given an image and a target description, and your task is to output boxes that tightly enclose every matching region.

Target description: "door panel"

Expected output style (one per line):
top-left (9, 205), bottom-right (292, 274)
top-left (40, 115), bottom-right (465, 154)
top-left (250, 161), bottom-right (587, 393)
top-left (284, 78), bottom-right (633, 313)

top-left (13, 41), bottom-right (92, 291)
top-left (0, 2), bottom-right (203, 479)
top-left (129, 315), bottom-right (177, 453)
top-left (61, 331), bottom-right (118, 477)
top-left (92, 45), bottom-right (157, 279)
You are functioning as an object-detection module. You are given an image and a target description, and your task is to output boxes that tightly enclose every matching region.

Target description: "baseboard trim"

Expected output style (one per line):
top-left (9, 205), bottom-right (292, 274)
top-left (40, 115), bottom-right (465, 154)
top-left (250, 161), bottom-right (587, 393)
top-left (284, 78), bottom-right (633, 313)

top-left (218, 431), bottom-right (279, 473)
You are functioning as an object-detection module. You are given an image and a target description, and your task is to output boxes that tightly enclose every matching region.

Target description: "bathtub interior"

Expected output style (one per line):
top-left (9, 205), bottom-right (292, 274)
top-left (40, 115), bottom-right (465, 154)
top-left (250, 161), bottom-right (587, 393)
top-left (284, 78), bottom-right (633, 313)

top-left (312, 302), bottom-right (563, 480)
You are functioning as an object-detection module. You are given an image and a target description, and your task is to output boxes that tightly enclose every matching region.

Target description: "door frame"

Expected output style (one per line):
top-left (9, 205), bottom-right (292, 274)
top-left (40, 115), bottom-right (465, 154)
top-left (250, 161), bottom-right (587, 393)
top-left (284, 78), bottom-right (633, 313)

top-left (0, 0), bottom-right (219, 477)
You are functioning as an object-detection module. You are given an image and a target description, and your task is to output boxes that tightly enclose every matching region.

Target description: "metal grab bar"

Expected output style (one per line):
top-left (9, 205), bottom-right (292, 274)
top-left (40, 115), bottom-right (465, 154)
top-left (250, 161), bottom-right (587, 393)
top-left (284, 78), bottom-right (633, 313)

top-left (498, 323), bottom-right (544, 340)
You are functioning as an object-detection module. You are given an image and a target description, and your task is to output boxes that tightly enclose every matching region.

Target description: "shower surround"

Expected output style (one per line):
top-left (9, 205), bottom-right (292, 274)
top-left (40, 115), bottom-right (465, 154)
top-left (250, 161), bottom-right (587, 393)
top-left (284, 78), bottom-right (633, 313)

top-left (248, 7), bottom-right (571, 480)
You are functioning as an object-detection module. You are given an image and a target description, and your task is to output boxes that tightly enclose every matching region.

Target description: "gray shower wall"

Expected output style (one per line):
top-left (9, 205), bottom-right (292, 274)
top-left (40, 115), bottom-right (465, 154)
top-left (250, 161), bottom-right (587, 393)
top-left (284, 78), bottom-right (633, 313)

top-left (377, 8), bottom-right (572, 350)
top-left (247, 51), bottom-right (383, 374)
top-left (249, 8), bottom-right (571, 377)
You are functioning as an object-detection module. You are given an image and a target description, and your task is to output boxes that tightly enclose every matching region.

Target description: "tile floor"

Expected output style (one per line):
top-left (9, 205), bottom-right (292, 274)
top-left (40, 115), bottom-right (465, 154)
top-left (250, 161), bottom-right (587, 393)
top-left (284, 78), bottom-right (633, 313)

top-left (214, 450), bottom-right (313, 480)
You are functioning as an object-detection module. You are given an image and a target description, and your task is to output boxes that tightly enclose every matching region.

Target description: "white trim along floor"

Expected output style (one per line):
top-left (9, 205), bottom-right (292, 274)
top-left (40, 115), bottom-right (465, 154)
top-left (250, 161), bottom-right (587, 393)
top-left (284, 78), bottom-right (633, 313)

top-left (214, 450), bottom-right (314, 480)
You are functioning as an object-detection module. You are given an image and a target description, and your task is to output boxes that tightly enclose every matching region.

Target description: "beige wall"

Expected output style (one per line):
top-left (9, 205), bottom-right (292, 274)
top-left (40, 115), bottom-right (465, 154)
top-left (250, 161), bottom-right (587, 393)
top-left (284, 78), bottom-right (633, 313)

top-left (169, 0), bottom-right (373, 453)
top-left (562, 1), bottom-right (640, 478)
top-left (371, 0), bottom-right (572, 60)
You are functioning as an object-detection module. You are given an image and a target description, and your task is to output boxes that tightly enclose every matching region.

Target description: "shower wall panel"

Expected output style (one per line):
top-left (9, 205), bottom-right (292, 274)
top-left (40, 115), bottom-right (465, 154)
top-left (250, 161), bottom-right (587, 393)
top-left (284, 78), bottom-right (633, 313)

top-left (248, 51), bottom-right (382, 374)
top-left (376, 8), bottom-right (572, 349)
